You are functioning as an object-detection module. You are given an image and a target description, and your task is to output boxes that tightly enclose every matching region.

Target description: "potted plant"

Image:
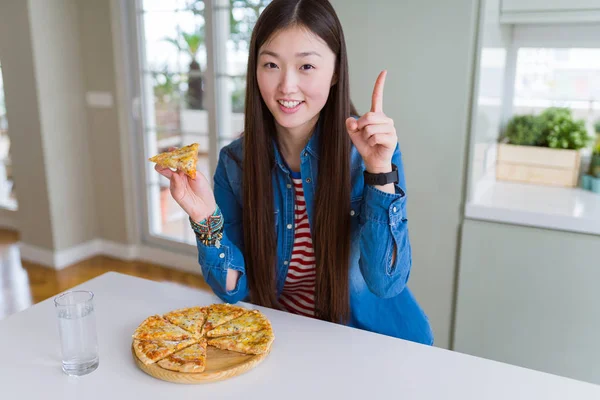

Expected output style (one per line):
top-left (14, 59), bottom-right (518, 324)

top-left (497, 108), bottom-right (591, 187)
top-left (587, 121), bottom-right (600, 179)
top-left (164, 26), bottom-right (204, 110)
top-left (581, 140), bottom-right (600, 194)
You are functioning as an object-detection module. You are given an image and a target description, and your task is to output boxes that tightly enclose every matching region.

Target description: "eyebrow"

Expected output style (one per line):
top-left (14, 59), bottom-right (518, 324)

top-left (259, 50), bottom-right (322, 58)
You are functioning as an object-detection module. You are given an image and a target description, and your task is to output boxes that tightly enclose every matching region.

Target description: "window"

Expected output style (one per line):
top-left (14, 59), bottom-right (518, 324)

top-left (464, 13), bottom-right (600, 233)
top-left (134, 0), bottom-right (270, 247)
top-left (0, 62), bottom-right (17, 211)
top-left (513, 48), bottom-right (600, 126)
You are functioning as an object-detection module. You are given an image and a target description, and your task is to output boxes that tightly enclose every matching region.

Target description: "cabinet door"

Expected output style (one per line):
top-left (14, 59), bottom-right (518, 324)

top-left (454, 219), bottom-right (600, 385)
top-left (502, 0), bottom-right (600, 13)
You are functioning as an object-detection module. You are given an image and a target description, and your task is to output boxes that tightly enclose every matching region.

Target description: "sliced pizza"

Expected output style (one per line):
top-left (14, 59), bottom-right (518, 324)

top-left (202, 303), bottom-right (248, 335)
top-left (207, 329), bottom-right (274, 355)
top-left (148, 143), bottom-right (199, 179)
top-left (133, 338), bottom-right (196, 365)
top-left (163, 306), bottom-right (207, 338)
top-left (133, 315), bottom-right (195, 341)
top-left (206, 310), bottom-right (271, 338)
top-left (157, 339), bottom-right (208, 373)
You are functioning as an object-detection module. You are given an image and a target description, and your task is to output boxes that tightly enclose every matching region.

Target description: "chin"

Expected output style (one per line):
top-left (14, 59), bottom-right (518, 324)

top-left (274, 111), bottom-right (320, 131)
top-left (274, 112), bottom-right (305, 129)
top-left (275, 117), bottom-right (302, 129)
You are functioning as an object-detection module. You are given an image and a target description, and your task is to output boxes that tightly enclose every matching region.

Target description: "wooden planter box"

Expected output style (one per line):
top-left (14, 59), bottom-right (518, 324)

top-left (496, 143), bottom-right (581, 188)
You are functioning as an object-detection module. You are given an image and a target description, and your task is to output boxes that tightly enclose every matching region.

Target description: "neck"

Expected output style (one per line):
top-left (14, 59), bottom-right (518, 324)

top-left (276, 115), bottom-right (319, 172)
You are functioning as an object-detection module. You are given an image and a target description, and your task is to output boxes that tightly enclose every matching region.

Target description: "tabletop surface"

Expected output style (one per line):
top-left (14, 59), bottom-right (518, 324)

top-left (1, 271), bottom-right (598, 399)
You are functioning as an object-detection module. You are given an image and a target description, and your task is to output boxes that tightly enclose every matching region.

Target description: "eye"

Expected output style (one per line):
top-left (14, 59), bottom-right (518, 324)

top-left (300, 64), bottom-right (315, 71)
top-left (264, 62), bottom-right (278, 69)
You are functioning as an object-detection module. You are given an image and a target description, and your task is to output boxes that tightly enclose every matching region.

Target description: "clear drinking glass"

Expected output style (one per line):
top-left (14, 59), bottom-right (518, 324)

top-left (54, 291), bottom-right (99, 376)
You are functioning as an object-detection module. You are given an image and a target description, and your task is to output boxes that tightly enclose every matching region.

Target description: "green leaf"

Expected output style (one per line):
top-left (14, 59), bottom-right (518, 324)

top-left (502, 114), bottom-right (543, 146)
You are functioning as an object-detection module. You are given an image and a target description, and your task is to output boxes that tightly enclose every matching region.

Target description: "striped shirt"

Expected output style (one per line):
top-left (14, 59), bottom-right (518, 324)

top-left (279, 176), bottom-right (316, 317)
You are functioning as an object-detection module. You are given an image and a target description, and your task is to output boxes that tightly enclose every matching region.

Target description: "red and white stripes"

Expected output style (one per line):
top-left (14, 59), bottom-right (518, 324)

top-left (279, 177), bottom-right (316, 317)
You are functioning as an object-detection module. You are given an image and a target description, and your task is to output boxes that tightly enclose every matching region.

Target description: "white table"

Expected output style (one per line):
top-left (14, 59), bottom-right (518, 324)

top-left (1, 272), bottom-right (598, 399)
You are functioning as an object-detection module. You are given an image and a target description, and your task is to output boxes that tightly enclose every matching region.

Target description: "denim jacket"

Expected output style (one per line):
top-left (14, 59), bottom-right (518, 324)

top-left (196, 122), bottom-right (433, 345)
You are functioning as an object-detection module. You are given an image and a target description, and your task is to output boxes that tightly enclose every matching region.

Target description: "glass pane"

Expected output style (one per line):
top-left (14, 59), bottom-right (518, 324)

top-left (142, 0), bottom-right (188, 12)
top-left (141, 1), bottom-right (209, 243)
top-left (147, 181), bottom-right (189, 241)
top-left (214, 1), bottom-right (271, 153)
top-left (0, 62), bottom-right (17, 210)
top-left (146, 70), bottom-right (184, 131)
top-left (513, 48), bottom-right (600, 123)
top-left (142, 11), bottom-right (186, 73)
top-left (229, 75), bottom-right (246, 114)
top-left (230, 0), bottom-right (272, 53)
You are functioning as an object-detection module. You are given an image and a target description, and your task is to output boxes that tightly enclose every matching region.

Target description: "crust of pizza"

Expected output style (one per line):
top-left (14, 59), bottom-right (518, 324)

top-left (133, 338), bottom-right (196, 365)
top-left (206, 310), bottom-right (271, 338)
top-left (157, 339), bottom-right (208, 373)
top-left (148, 143), bottom-right (199, 179)
top-left (207, 328), bottom-right (274, 355)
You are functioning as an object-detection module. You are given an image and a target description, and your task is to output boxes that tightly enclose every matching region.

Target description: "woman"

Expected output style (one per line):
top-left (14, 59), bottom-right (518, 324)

top-left (156, 0), bottom-right (433, 345)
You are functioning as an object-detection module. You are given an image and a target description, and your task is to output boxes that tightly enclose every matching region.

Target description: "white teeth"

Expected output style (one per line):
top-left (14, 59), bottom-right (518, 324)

top-left (279, 100), bottom-right (301, 108)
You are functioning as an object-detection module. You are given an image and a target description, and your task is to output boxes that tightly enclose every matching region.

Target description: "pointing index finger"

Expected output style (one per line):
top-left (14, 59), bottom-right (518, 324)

top-left (371, 70), bottom-right (387, 113)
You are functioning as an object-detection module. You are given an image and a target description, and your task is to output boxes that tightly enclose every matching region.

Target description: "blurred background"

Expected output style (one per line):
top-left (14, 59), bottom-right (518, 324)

top-left (0, 0), bottom-right (599, 387)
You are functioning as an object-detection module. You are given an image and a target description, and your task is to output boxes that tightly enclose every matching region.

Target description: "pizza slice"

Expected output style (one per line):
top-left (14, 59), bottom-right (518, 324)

top-left (133, 315), bottom-right (195, 341)
top-left (163, 306), bottom-right (207, 338)
top-left (207, 329), bottom-right (274, 355)
top-left (133, 338), bottom-right (196, 365)
top-left (206, 310), bottom-right (271, 338)
top-left (157, 338), bottom-right (208, 373)
top-left (202, 303), bottom-right (248, 335)
top-left (148, 143), bottom-right (199, 179)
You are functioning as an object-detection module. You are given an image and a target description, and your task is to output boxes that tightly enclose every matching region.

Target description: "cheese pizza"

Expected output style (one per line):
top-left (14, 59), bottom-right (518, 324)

top-left (132, 304), bottom-right (274, 377)
top-left (148, 143), bottom-right (199, 179)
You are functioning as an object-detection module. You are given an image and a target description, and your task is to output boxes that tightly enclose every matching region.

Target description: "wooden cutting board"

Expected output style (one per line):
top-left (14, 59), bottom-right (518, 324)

top-left (132, 343), bottom-right (270, 384)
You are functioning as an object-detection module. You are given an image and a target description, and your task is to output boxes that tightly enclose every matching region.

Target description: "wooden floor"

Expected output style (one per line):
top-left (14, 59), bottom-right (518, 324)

top-left (0, 229), bottom-right (211, 320)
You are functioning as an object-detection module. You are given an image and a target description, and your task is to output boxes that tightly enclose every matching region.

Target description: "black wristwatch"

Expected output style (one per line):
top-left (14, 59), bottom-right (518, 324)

top-left (363, 164), bottom-right (399, 186)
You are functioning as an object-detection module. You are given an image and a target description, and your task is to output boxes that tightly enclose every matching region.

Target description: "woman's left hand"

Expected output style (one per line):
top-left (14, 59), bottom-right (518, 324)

top-left (346, 70), bottom-right (397, 174)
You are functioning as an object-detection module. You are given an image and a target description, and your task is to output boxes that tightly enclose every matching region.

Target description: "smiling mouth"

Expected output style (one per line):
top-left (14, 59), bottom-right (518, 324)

top-left (278, 100), bottom-right (304, 109)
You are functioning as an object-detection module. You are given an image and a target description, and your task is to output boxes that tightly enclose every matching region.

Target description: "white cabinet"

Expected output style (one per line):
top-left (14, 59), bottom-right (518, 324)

top-left (454, 219), bottom-right (600, 385)
top-left (500, 0), bottom-right (600, 23)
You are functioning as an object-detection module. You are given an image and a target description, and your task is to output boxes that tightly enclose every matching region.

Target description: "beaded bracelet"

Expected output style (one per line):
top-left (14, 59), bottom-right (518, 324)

top-left (189, 206), bottom-right (224, 247)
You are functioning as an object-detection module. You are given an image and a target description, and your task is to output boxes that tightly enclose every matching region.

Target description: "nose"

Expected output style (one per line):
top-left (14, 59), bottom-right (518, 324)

top-left (278, 69), bottom-right (298, 95)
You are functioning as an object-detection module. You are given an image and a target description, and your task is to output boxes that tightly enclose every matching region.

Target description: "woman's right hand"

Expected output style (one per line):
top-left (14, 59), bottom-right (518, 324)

top-left (154, 150), bottom-right (217, 222)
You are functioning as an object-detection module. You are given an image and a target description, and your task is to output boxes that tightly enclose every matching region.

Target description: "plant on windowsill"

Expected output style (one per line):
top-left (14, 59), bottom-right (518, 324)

top-left (581, 125), bottom-right (600, 194)
top-left (496, 107), bottom-right (592, 188)
top-left (589, 124), bottom-right (600, 178)
top-left (590, 143), bottom-right (600, 176)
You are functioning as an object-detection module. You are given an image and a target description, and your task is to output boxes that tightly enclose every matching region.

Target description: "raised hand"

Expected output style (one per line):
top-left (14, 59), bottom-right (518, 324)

top-left (346, 70), bottom-right (397, 174)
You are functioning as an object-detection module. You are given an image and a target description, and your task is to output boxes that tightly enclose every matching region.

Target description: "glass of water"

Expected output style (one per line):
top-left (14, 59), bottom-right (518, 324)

top-left (54, 291), bottom-right (99, 376)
